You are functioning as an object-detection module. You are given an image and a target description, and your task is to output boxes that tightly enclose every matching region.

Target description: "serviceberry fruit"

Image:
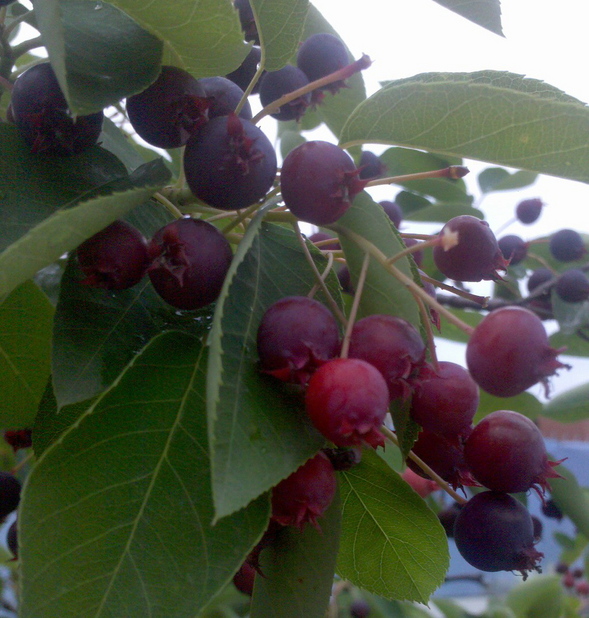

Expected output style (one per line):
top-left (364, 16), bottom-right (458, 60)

top-left (563, 572), bottom-right (576, 588)
top-left (234, 0), bottom-right (258, 42)
top-left (76, 220), bottom-right (149, 290)
top-left (259, 65), bottom-right (311, 121)
top-left (309, 232), bottom-right (340, 251)
top-left (555, 269), bottom-right (589, 303)
top-left (6, 521), bottom-right (17, 560)
top-left (409, 361), bottom-right (479, 437)
top-left (148, 217), bottom-right (233, 310)
top-left (454, 491), bottom-right (543, 576)
top-left (226, 46), bottom-right (263, 94)
top-left (433, 215), bottom-right (508, 282)
top-left (379, 200), bottom-right (402, 228)
top-left (348, 314), bottom-right (426, 401)
top-left (281, 140), bottom-right (366, 225)
top-left (498, 235), bottom-right (528, 265)
top-left (126, 66), bottom-right (208, 149)
top-left (418, 270), bottom-right (441, 330)
top-left (527, 268), bottom-right (554, 297)
top-left (11, 63), bottom-right (103, 155)
top-left (464, 410), bottom-right (563, 494)
top-left (337, 266), bottom-right (354, 295)
top-left (349, 599), bottom-right (372, 618)
top-left (541, 497), bottom-right (563, 521)
top-left (0, 472), bottom-right (21, 519)
top-left (466, 306), bottom-right (569, 397)
top-left (400, 467), bottom-right (439, 498)
top-left (3, 429), bottom-right (32, 452)
top-left (576, 581), bottom-right (589, 596)
top-left (550, 229), bottom-right (587, 262)
top-left (256, 296), bottom-right (340, 384)
top-left (297, 33), bottom-right (350, 93)
top-left (437, 502), bottom-right (463, 538)
top-left (184, 113), bottom-right (277, 211)
top-left (233, 561), bottom-right (256, 595)
top-left (516, 198), bottom-right (544, 224)
top-left (270, 451), bottom-right (337, 529)
top-left (532, 516), bottom-right (543, 542)
top-left (323, 447), bottom-right (362, 471)
top-left (306, 358), bottom-right (389, 449)
top-left (199, 76), bottom-right (252, 120)
top-left (404, 238), bottom-right (423, 267)
top-left (358, 151), bottom-right (386, 179)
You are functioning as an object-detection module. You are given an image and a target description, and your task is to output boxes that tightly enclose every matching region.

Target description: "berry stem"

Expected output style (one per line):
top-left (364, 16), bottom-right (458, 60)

top-left (420, 272), bottom-right (489, 307)
top-left (414, 292), bottom-right (439, 371)
top-left (331, 225), bottom-right (476, 336)
top-left (11, 451), bottom-right (34, 475)
top-left (252, 54), bottom-right (372, 124)
top-left (11, 36), bottom-right (44, 60)
top-left (380, 425), bottom-right (467, 505)
top-left (364, 166), bottom-right (470, 188)
top-left (308, 251), bottom-right (336, 299)
top-left (154, 191), bottom-right (184, 219)
top-left (340, 252), bottom-right (370, 359)
top-left (386, 235), bottom-right (440, 265)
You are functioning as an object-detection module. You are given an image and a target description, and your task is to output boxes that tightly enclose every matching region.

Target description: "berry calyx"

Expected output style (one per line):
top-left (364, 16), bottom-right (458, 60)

top-left (464, 409), bottom-right (563, 494)
top-left (453, 491), bottom-right (543, 577)
top-left (148, 217), bottom-right (233, 310)
top-left (280, 141), bottom-right (367, 225)
top-left (184, 113), bottom-right (277, 211)
top-left (466, 306), bottom-right (569, 397)
top-left (270, 451), bottom-right (337, 530)
top-left (498, 235), bottom-right (528, 266)
top-left (516, 198), bottom-right (544, 224)
top-left (76, 220), bottom-right (149, 290)
top-left (305, 358), bottom-right (389, 448)
top-left (256, 296), bottom-right (340, 384)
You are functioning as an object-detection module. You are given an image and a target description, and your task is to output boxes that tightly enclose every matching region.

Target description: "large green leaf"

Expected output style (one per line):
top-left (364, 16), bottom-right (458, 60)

top-left (431, 0), bottom-right (503, 36)
top-left (549, 463), bottom-right (589, 539)
top-left (20, 332), bottom-right (269, 617)
top-left (0, 281), bottom-right (54, 427)
top-left (542, 382), bottom-right (589, 422)
top-left (207, 216), bottom-right (341, 520)
top-left (337, 450), bottom-right (449, 603)
top-left (478, 167), bottom-right (538, 193)
top-left (250, 489), bottom-right (341, 618)
top-left (505, 575), bottom-right (566, 618)
top-left (475, 390), bottom-right (543, 423)
top-left (32, 0), bottom-right (163, 114)
top-left (251, 0), bottom-right (309, 71)
top-left (0, 158), bottom-right (170, 301)
top-left (339, 71), bottom-right (589, 185)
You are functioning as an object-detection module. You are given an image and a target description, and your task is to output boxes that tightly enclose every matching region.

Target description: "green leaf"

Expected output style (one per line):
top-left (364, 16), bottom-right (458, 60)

top-left (505, 575), bottom-right (565, 618)
top-left (0, 281), bottom-right (54, 426)
top-left (431, 0), bottom-right (503, 36)
top-left (435, 308), bottom-right (483, 344)
top-left (32, 0), bottom-right (162, 115)
top-left (208, 216), bottom-right (341, 520)
top-left (476, 391), bottom-right (543, 423)
top-left (250, 489), bottom-right (341, 618)
top-left (0, 158), bottom-right (170, 301)
top-left (339, 71), bottom-right (589, 185)
top-left (251, 0), bottom-right (309, 71)
top-left (542, 382), bottom-right (589, 422)
top-left (108, 0), bottom-right (249, 78)
top-left (337, 449), bottom-right (449, 603)
top-left (332, 192), bottom-right (420, 328)
top-left (478, 167), bottom-right (538, 193)
top-left (550, 331), bottom-right (589, 357)
top-left (433, 599), bottom-right (471, 618)
top-left (551, 293), bottom-right (589, 335)
top-left (20, 332), bottom-right (269, 617)
top-left (549, 463), bottom-right (589, 539)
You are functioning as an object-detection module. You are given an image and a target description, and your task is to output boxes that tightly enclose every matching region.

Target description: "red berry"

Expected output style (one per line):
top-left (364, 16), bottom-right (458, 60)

top-left (3, 429), bottom-right (32, 452)
top-left (77, 220), bottom-right (149, 290)
top-left (233, 561), bottom-right (256, 595)
top-left (453, 491), bottom-right (543, 577)
top-left (576, 581), bottom-right (589, 596)
top-left (305, 358), bottom-right (389, 449)
top-left (464, 410), bottom-right (563, 494)
top-left (148, 218), bottom-right (233, 310)
top-left (348, 314), bottom-right (426, 401)
top-left (516, 198), bottom-right (544, 224)
top-left (563, 572), bottom-right (576, 588)
top-left (433, 215), bottom-right (508, 282)
top-left (281, 141), bottom-right (367, 225)
top-left (256, 296), bottom-right (340, 384)
top-left (270, 451), bottom-right (337, 530)
top-left (409, 362), bottom-right (479, 437)
top-left (400, 467), bottom-right (439, 498)
top-left (466, 306), bottom-right (569, 397)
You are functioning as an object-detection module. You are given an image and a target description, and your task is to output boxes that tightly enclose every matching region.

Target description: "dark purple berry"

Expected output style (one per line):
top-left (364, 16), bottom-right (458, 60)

top-left (297, 33), bottom-right (350, 93)
top-left (541, 498), bottom-right (563, 521)
top-left (516, 198), bottom-right (544, 224)
top-left (6, 521), bottom-right (17, 560)
top-left (437, 502), bottom-right (463, 537)
top-left (466, 306), bottom-right (569, 397)
top-left (0, 473), bottom-right (21, 519)
top-left (281, 141), bottom-right (366, 225)
top-left (184, 113), bottom-right (277, 211)
top-left (404, 238), bottom-right (423, 267)
top-left (148, 217), bottom-right (233, 310)
top-left (464, 410), bottom-right (562, 494)
top-left (3, 429), bottom-right (32, 452)
top-left (234, 0), bottom-right (258, 42)
top-left (256, 296), bottom-right (340, 384)
top-left (11, 63), bottom-right (103, 155)
top-left (433, 215), bottom-right (508, 282)
top-left (349, 599), bottom-right (372, 618)
top-left (226, 46), bottom-right (263, 93)
top-left (555, 269), bottom-right (589, 303)
top-left (337, 266), bottom-right (354, 294)
top-left (200, 76), bottom-right (252, 120)
top-left (77, 220), bottom-right (149, 290)
top-left (358, 151), bottom-right (386, 179)
top-left (532, 516), bottom-right (543, 542)
top-left (309, 232), bottom-right (340, 251)
top-left (322, 447), bottom-right (362, 471)
top-left (550, 229), bottom-right (587, 262)
top-left (271, 451), bottom-right (337, 530)
top-left (126, 66), bottom-right (208, 149)
top-left (259, 65), bottom-right (311, 121)
top-left (498, 235), bottom-right (528, 265)
top-left (379, 200), bottom-right (402, 228)
top-left (306, 358), bottom-right (389, 449)
top-left (453, 491), bottom-right (543, 576)
top-left (527, 268), bottom-right (554, 297)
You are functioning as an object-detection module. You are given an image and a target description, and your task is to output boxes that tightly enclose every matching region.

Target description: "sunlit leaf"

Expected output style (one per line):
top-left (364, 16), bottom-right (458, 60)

top-left (542, 382), bottom-right (589, 422)
top-left (549, 463), bottom-right (589, 539)
top-left (431, 0), bottom-right (503, 36)
top-left (478, 167), bottom-right (538, 193)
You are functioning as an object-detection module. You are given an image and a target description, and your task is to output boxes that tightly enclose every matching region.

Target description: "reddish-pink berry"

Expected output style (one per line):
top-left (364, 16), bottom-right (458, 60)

top-left (305, 358), bottom-right (389, 449)
top-left (400, 467), bottom-right (439, 498)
